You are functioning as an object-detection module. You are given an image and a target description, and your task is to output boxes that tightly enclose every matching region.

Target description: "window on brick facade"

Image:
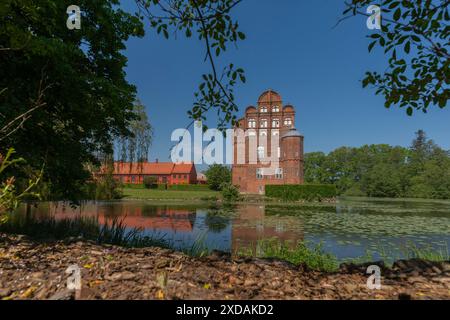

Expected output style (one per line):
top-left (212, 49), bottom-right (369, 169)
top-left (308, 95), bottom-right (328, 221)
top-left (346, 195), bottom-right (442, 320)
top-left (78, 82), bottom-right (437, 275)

top-left (261, 106), bottom-right (268, 113)
top-left (248, 119), bottom-right (256, 128)
top-left (272, 119), bottom-right (280, 128)
top-left (272, 105), bottom-right (280, 112)
top-left (275, 168), bottom-right (283, 179)
top-left (256, 168), bottom-right (264, 179)
top-left (257, 146), bottom-right (265, 160)
top-left (260, 119), bottom-right (268, 128)
top-left (284, 118), bottom-right (292, 127)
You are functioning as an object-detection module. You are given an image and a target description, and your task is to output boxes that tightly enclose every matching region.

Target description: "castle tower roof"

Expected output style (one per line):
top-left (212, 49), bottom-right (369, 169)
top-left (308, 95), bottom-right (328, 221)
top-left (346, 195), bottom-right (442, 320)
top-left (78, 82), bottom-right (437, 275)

top-left (281, 128), bottom-right (302, 138)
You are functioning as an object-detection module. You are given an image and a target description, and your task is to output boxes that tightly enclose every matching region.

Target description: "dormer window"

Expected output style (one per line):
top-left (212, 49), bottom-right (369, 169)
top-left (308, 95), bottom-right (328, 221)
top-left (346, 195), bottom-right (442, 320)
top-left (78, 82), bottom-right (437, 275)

top-left (260, 119), bottom-right (268, 128)
top-left (284, 118), bottom-right (292, 127)
top-left (272, 119), bottom-right (280, 128)
top-left (248, 119), bottom-right (256, 128)
top-left (272, 105), bottom-right (280, 113)
top-left (260, 106), bottom-right (268, 113)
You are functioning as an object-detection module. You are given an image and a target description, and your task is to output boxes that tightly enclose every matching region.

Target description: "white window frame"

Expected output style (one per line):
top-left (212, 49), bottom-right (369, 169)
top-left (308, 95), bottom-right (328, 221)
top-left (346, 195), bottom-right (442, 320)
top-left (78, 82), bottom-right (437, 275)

top-left (284, 118), bottom-right (292, 126)
top-left (256, 168), bottom-right (264, 179)
top-left (257, 146), bottom-right (265, 160)
top-left (275, 168), bottom-right (283, 179)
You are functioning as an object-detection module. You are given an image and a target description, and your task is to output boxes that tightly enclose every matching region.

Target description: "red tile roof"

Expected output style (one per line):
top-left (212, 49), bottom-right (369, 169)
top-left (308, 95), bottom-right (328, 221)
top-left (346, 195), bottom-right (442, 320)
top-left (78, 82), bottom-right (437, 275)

top-left (112, 162), bottom-right (195, 175)
top-left (172, 163), bottom-right (195, 174)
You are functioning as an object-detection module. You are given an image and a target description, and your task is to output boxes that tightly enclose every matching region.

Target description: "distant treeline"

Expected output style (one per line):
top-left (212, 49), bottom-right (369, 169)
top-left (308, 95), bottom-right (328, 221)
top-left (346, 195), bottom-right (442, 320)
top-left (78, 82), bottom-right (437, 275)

top-left (304, 130), bottom-right (450, 199)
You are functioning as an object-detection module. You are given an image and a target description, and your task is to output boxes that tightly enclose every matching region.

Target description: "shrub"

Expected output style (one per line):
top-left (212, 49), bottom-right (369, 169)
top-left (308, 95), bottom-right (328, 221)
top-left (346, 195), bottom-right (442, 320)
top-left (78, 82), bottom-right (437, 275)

top-left (204, 164), bottom-right (231, 191)
top-left (265, 184), bottom-right (336, 202)
top-left (143, 176), bottom-right (158, 189)
top-left (220, 183), bottom-right (240, 202)
top-left (0, 148), bottom-right (41, 222)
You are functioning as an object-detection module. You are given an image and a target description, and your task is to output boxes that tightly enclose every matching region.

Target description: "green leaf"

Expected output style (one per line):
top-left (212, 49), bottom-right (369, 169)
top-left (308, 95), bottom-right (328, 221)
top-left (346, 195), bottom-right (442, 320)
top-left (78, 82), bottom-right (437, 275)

top-left (394, 8), bottom-right (401, 21)
top-left (404, 41), bottom-right (410, 54)
top-left (406, 107), bottom-right (413, 116)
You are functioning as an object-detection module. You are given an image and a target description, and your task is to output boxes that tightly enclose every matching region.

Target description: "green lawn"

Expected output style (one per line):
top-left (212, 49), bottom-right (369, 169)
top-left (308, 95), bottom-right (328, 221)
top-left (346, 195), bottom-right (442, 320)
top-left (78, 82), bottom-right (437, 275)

top-left (122, 187), bottom-right (220, 201)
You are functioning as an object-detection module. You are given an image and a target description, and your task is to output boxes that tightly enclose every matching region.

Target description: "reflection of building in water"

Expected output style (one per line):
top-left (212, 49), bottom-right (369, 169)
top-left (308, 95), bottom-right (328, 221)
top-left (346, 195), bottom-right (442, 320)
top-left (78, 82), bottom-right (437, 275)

top-left (231, 205), bottom-right (304, 255)
top-left (48, 203), bottom-right (196, 233)
top-left (99, 206), bottom-right (196, 232)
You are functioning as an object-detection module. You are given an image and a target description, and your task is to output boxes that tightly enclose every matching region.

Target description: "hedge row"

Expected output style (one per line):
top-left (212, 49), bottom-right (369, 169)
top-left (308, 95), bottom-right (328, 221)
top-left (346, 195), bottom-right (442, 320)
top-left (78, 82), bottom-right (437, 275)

top-left (265, 184), bottom-right (337, 201)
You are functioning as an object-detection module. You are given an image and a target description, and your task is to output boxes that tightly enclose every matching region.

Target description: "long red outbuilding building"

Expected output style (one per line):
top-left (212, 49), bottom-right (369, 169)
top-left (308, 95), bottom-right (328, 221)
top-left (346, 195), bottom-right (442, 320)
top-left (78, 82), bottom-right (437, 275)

top-left (111, 161), bottom-right (198, 185)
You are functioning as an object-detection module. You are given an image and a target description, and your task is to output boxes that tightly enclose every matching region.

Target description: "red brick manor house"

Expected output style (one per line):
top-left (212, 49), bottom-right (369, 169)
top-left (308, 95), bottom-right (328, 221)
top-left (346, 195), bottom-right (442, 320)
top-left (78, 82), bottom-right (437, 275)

top-left (232, 90), bottom-right (304, 194)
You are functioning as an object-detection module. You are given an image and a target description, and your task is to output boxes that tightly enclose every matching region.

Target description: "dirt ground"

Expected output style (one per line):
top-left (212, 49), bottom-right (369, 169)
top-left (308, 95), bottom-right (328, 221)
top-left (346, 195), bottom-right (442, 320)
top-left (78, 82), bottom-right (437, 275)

top-left (0, 233), bottom-right (448, 300)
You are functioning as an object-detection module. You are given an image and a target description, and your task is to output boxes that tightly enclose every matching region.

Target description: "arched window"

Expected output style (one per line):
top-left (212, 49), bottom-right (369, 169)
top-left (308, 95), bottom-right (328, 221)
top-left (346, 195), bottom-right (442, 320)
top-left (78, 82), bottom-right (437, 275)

top-left (260, 106), bottom-right (268, 113)
top-left (248, 119), bottom-right (256, 128)
top-left (272, 105), bottom-right (280, 113)
top-left (260, 130), bottom-right (267, 136)
top-left (272, 119), bottom-right (280, 128)
top-left (260, 119), bottom-right (268, 128)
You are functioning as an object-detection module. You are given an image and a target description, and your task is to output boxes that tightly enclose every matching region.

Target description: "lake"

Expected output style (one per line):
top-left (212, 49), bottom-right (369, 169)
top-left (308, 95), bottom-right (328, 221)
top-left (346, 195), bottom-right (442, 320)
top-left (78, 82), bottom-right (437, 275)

top-left (19, 197), bottom-right (450, 263)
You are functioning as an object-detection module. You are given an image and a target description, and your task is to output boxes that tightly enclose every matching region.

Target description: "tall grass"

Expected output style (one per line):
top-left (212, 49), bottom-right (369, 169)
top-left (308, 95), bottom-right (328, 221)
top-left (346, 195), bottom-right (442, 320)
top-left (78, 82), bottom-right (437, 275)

top-left (0, 214), bottom-right (169, 248)
top-left (236, 238), bottom-right (339, 272)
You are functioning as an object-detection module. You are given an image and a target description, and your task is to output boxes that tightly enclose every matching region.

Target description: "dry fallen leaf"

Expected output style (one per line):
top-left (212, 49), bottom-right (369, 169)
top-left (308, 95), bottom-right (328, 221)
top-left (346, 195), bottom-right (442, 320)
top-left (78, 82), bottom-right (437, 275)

top-left (156, 289), bottom-right (165, 300)
top-left (22, 286), bottom-right (37, 299)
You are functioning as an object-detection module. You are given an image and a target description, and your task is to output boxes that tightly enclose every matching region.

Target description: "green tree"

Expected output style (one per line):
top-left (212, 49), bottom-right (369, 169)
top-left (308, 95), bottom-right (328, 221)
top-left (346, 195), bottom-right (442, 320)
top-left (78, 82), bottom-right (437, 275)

top-left (220, 182), bottom-right (240, 202)
top-left (304, 152), bottom-right (330, 184)
top-left (116, 100), bottom-right (153, 164)
top-left (341, 0), bottom-right (449, 115)
top-left (205, 164), bottom-right (231, 191)
top-left (1, 0), bottom-right (145, 200)
top-left (361, 163), bottom-right (404, 197)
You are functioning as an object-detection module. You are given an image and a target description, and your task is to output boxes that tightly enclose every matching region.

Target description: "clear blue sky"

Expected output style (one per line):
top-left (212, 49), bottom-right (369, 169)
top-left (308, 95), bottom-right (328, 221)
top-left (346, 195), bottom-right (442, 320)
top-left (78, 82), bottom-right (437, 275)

top-left (121, 0), bottom-right (449, 162)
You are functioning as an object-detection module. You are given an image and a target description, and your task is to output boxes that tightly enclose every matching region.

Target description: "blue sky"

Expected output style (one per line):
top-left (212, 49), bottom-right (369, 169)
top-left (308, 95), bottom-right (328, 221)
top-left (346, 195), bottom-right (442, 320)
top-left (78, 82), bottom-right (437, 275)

top-left (121, 0), bottom-right (449, 162)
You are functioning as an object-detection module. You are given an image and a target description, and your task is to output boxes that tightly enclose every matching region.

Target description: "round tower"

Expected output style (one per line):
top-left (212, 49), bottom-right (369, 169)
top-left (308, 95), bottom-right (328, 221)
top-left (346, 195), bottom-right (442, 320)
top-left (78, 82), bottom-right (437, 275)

top-left (281, 128), bottom-right (304, 184)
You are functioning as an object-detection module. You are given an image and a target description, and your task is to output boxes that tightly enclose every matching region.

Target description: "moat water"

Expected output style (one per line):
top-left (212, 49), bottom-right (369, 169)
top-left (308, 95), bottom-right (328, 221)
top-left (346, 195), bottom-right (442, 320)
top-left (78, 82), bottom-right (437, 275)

top-left (17, 197), bottom-right (450, 263)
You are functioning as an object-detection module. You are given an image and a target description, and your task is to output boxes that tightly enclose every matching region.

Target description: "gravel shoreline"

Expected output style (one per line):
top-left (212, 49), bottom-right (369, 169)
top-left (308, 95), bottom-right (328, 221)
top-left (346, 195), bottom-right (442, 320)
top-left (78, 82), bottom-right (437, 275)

top-left (0, 234), bottom-right (449, 300)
